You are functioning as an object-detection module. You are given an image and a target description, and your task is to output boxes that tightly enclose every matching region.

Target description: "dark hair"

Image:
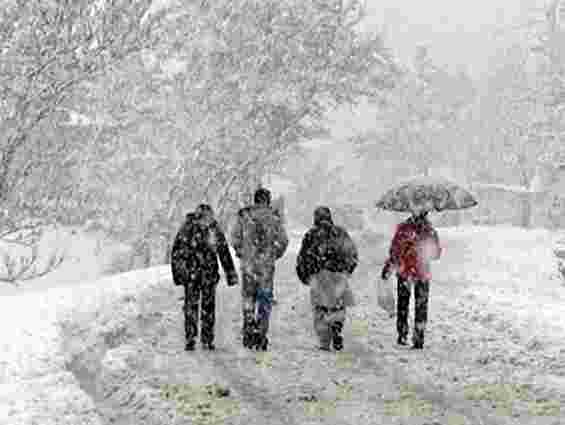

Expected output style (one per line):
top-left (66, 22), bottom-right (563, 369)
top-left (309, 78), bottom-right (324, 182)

top-left (196, 204), bottom-right (214, 216)
top-left (313, 206), bottom-right (333, 226)
top-left (408, 210), bottom-right (429, 227)
top-left (254, 188), bottom-right (271, 205)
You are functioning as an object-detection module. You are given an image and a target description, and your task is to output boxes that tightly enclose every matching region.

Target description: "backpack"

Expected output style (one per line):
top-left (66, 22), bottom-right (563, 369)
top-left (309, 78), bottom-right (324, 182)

top-left (189, 220), bottom-right (213, 253)
top-left (171, 216), bottom-right (216, 285)
top-left (247, 211), bottom-right (281, 257)
top-left (316, 225), bottom-right (355, 273)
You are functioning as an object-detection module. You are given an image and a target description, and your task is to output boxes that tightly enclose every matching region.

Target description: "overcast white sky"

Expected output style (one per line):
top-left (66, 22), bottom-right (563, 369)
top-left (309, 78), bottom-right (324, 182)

top-left (362, 0), bottom-right (551, 76)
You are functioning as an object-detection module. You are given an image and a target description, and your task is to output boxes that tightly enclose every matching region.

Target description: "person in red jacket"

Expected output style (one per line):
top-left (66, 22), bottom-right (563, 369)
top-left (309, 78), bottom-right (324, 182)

top-left (381, 211), bottom-right (441, 349)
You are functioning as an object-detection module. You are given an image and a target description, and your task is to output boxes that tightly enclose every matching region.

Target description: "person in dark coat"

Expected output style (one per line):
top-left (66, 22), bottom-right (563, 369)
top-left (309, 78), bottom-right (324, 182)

top-left (171, 204), bottom-right (239, 351)
top-left (230, 188), bottom-right (289, 351)
top-left (381, 211), bottom-right (441, 349)
top-left (296, 206), bottom-right (358, 351)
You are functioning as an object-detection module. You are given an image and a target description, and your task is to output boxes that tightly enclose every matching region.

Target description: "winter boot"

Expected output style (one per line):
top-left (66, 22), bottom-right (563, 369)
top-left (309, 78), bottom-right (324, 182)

top-left (412, 323), bottom-right (425, 350)
top-left (243, 319), bottom-right (260, 349)
top-left (256, 335), bottom-right (269, 351)
top-left (397, 335), bottom-right (408, 346)
top-left (411, 334), bottom-right (424, 350)
top-left (411, 342), bottom-right (423, 350)
top-left (242, 330), bottom-right (254, 349)
top-left (202, 341), bottom-right (216, 350)
top-left (331, 322), bottom-right (344, 351)
top-left (185, 340), bottom-right (196, 351)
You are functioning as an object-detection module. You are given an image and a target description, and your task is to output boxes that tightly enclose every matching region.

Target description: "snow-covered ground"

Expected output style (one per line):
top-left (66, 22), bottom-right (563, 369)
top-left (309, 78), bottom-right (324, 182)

top-left (1, 224), bottom-right (564, 424)
top-left (437, 226), bottom-right (565, 347)
top-left (0, 226), bottom-right (131, 297)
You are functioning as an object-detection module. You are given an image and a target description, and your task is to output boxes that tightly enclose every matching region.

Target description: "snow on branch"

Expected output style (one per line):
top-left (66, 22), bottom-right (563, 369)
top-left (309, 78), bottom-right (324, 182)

top-left (0, 224), bottom-right (66, 286)
top-left (470, 182), bottom-right (535, 194)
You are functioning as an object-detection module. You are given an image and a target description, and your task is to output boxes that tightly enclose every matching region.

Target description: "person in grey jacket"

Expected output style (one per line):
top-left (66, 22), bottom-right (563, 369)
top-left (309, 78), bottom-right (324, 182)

top-left (231, 188), bottom-right (289, 351)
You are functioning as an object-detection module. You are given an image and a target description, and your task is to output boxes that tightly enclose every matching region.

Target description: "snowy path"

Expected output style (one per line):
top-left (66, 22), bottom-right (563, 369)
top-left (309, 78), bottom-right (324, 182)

top-left (60, 260), bottom-right (564, 425)
top-left (2, 225), bottom-right (565, 424)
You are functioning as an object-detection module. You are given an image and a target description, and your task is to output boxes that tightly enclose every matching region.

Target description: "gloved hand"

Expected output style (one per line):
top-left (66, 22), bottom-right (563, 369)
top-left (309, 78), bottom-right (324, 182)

top-left (226, 272), bottom-right (239, 287)
top-left (381, 261), bottom-right (392, 281)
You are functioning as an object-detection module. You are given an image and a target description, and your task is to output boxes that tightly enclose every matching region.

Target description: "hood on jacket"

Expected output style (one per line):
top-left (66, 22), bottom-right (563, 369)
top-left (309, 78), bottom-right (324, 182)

top-left (313, 206), bottom-right (333, 227)
top-left (254, 187), bottom-right (272, 206)
top-left (187, 204), bottom-right (215, 226)
top-left (406, 211), bottom-right (430, 226)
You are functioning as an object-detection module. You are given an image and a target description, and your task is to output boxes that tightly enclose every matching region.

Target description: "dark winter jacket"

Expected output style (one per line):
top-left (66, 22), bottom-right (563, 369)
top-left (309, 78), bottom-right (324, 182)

top-left (230, 204), bottom-right (288, 264)
top-left (296, 207), bottom-right (359, 285)
top-left (171, 212), bottom-right (238, 287)
top-left (382, 215), bottom-right (441, 281)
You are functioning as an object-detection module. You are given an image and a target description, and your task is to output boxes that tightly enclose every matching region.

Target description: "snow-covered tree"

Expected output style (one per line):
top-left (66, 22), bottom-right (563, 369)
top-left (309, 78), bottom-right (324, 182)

top-left (353, 46), bottom-right (475, 178)
top-left (0, 0), bottom-right (165, 279)
top-left (68, 0), bottom-right (399, 265)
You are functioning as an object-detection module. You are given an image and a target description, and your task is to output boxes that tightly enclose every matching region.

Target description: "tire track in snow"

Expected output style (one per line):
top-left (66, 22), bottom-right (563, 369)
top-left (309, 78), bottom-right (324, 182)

top-left (277, 270), bottom-right (521, 425)
top-left (119, 257), bottom-right (564, 425)
top-left (348, 273), bottom-right (565, 424)
top-left (135, 277), bottom-right (305, 425)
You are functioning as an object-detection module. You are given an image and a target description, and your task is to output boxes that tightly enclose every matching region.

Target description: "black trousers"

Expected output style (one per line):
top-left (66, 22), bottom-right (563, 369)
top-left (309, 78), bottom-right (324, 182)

top-left (183, 280), bottom-right (217, 344)
top-left (396, 276), bottom-right (430, 345)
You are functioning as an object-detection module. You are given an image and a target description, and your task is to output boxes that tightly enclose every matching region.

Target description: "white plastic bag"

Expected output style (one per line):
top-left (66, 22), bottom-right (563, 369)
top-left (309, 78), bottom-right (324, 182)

top-left (377, 277), bottom-right (396, 318)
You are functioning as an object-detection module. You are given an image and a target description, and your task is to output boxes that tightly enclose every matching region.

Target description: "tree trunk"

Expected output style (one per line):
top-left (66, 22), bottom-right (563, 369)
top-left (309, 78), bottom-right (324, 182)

top-left (164, 235), bottom-right (173, 265)
top-left (452, 210), bottom-right (462, 226)
top-left (519, 170), bottom-right (532, 228)
top-left (272, 195), bottom-right (286, 224)
top-left (520, 193), bottom-right (532, 228)
top-left (141, 237), bottom-right (152, 267)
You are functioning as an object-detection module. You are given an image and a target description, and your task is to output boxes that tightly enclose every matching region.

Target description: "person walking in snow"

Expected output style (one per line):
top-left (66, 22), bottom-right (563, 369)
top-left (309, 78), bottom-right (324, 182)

top-left (171, 204), bottom-right (239, 351)
top-left (231, 187), bottom-right (289, 351)
top-left (381, 210), bottom-right (441, 349)
top-left (296, 206), bottom-right (358, 351)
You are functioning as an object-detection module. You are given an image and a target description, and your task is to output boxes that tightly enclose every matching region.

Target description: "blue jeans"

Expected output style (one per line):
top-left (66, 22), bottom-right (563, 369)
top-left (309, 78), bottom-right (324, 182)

top-left (243, 287), bottom-right (273, 338)
top-left (241, 261), bottom-right (275, 339)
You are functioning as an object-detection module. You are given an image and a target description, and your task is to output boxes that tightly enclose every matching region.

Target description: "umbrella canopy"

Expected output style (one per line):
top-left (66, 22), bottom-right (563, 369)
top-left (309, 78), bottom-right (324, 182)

top-left (376, 176), bottom-right (478, 213)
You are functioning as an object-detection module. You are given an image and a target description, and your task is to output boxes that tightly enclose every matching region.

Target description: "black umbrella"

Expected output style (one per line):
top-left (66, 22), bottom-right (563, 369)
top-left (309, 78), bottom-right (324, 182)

top-left (376, 176), bottom-right (478, 213)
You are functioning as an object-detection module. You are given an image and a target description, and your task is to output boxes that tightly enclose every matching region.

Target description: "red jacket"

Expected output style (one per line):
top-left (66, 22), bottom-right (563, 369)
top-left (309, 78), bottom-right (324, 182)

top-left (384, 218), bottom-right (441, 281)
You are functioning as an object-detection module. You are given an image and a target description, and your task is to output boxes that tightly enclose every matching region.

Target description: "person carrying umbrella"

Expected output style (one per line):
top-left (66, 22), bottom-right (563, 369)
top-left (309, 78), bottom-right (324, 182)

top-left (377, 176), bottom-right (477, 349)
top-left (381, 210), bottom-right (440, 349)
